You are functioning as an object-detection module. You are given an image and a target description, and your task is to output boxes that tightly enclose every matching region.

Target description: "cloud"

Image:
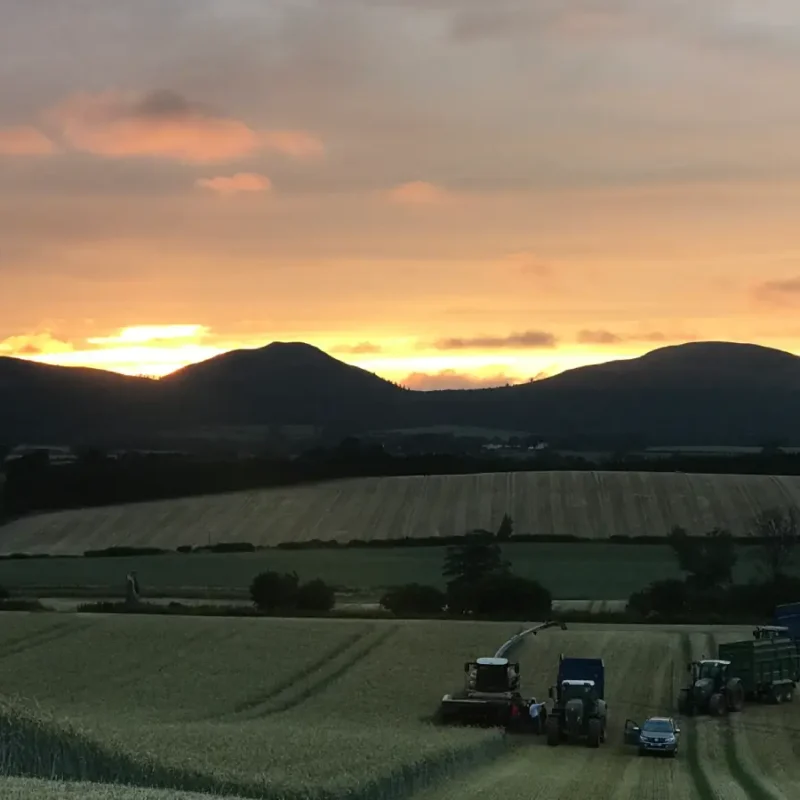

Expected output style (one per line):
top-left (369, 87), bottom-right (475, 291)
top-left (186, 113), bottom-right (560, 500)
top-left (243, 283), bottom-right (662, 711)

top-left (577, 329), bottom-right (624, 345)
top-left (0, 126), bottom-right (57, 156)
top-left (447, 3), bottom-right (634, 43)
top-left (502, 251), bottom-right (552, 278)
top-left (430, 330), bottom-right (558, 350)
top-left (386, 181), bottom-right (452, 205)
top-left (0, 331), bottom-right (74, 357)
top-left (576, 329), bottom-right (688, 345)
top-left (752, 276), bottom-right (800, 307)
top-left (260, 130), bottom-right (325, 158)
top-left (87, 324), bottom-right (210, 346)
top-left (195, 173), bottom-right (272, 195)
top-left (330, 341), bottom-right (383, 354)
top-left (44, 89), bottom-right (323, 163)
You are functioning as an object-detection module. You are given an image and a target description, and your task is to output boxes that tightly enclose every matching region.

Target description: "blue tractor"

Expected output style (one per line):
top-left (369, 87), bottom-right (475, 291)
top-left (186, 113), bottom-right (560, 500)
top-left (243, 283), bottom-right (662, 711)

top-left (545, 655), bottom-right (607, 747)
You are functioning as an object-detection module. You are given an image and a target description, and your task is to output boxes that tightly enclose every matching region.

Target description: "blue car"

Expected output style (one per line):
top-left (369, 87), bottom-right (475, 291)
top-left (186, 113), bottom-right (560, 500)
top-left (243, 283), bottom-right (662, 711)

top-left (624, 716), bottom-right (680, 757)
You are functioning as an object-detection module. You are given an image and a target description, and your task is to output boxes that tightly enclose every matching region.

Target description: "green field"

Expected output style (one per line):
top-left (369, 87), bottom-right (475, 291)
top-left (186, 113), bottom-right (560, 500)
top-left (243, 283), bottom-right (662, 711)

top-left (0, 542), bottom-right (779, 602)
top-left (0, 613), bottom-right (797, 799)
top-left (3, 470), bottom-right (800, 556)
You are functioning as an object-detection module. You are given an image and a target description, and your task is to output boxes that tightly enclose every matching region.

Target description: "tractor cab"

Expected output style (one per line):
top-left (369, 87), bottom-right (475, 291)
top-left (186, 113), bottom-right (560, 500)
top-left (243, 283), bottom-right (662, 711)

top-left (558, 679), bottom-right (597, 704)
top-left (689, 659), bottom-right (731, 689)
top-left (465, 657), bottom-right (520, 694)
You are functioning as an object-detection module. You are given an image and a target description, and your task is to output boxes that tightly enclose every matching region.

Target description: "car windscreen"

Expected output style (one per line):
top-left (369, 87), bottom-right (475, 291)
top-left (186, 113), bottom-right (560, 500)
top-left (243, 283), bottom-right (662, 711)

top-left (642, 720), bottom-right (673, 733)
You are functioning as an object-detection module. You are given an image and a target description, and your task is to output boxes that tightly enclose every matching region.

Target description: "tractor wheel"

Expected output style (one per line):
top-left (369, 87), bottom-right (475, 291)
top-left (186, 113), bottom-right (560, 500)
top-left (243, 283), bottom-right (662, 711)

top-left (771, 685), bottom-right (791, 704)
top-left (709, 693), bottom-right (727, 716)
top-left (727, 684), bottom-right (745, 712)
top-left (587, 718), bottom-right (602, 748)
top-left (546, 717), bottom-right (560, 747)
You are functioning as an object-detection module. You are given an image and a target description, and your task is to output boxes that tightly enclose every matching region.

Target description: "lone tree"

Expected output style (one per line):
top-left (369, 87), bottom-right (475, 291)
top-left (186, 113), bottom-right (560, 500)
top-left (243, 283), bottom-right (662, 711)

top-left (668, 525), bottom-right (737, 589)
top-left (443, 532), bottom-right (511, 615)
top-left (750, 507), bottom-right (799, 583)
top-left (496, 513), bottom-right (514, 541)
top-left (443, 532), bottom-right (510, 586)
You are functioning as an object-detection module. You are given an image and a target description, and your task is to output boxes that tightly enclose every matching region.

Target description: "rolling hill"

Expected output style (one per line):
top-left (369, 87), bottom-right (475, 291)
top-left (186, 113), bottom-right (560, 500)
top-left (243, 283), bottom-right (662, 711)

top-left (2, 470), bottom-right (799, 555)
top-left (2, 340), bottom-right (800, 445)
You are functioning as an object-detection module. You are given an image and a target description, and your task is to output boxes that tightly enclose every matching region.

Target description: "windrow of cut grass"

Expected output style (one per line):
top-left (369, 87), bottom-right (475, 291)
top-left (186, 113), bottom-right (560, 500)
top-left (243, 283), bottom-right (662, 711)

top-left (4, 470), bottom-right (800, 555)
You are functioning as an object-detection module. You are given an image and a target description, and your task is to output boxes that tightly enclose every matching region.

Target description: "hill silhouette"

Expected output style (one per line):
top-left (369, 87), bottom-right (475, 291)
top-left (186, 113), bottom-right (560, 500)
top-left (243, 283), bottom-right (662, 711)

top-left (2, 340), bottom-right (799, 446)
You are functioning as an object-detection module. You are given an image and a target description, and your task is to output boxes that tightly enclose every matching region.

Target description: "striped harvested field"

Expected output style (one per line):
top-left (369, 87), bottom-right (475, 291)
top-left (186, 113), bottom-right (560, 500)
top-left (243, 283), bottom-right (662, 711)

top-left (3, 470), bottom-right (800, 555)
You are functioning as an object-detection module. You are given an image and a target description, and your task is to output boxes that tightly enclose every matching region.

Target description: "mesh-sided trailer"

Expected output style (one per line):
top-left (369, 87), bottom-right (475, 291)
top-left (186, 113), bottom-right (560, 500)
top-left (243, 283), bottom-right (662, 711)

top-left (717, 635), bottom-right (800, 703)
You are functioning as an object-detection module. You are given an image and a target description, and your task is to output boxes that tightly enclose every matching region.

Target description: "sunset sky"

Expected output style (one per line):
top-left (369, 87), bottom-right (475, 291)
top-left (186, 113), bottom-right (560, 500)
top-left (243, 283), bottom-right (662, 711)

top-left (3, 1), bottom-right (800, 389)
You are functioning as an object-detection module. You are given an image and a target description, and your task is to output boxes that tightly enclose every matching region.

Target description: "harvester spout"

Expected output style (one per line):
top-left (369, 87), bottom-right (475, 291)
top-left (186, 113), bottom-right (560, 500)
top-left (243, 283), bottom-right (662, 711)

top-left (493, 620), bottom-right (568, 660)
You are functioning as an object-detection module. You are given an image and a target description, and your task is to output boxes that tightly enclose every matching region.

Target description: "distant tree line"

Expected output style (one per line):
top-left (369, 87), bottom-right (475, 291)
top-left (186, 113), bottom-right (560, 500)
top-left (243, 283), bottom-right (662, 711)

top-left (629, 507), bottom-right (800, 621)
top-left (377, 508), bottom-right (800, 623)
top-left (5, 439), bottom-right (800, 519)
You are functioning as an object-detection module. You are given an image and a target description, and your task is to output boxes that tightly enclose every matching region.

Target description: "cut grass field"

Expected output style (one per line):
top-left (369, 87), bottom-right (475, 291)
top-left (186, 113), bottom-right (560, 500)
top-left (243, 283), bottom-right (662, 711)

top-left (0, 542), bottom-right (781, 603)
top-left (4, 470), bottom-right (800, 556)
top-left (0, 613), bottom-right (798, 799)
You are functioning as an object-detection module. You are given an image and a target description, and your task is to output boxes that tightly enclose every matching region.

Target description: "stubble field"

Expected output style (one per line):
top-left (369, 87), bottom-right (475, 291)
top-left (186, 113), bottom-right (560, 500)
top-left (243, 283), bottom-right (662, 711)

top-left (0, 613), bottom-right (797, 799)
top-left (3, 470), bottom-right (800, 556)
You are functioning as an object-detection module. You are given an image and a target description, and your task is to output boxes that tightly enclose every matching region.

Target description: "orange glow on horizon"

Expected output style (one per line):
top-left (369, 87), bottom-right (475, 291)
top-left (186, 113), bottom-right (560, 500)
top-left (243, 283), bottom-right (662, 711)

top-left (4, 325), bottom-right (800, 389)
top-left (0, 323), bottom-right (718, 387)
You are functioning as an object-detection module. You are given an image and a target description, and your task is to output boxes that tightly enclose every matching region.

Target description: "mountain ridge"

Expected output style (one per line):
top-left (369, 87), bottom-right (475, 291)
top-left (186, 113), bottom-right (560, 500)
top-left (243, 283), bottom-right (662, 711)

top-left (2, 340), bottom-right (799, 446)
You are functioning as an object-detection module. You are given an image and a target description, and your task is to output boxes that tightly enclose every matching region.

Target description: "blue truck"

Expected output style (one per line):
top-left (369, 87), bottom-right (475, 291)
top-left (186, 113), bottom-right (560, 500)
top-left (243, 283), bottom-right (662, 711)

top-left (546, 655), bottom-right (607, 747)
top-left (775, 603), bottom-right (800, 640)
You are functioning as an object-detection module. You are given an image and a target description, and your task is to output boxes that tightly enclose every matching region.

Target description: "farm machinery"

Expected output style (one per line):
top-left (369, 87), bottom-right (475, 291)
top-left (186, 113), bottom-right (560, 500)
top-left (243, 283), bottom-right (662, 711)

top-left (545, 655), bottom-right (607, 747)
top-left (678, 626), bottom-right (800, 716)
top-left (438, 620), bottom-right (567, 731)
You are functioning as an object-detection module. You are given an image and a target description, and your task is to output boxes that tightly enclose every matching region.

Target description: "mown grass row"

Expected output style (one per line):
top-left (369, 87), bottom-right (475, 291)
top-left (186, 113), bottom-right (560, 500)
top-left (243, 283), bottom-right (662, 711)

top-left (0, 699), bottom-right (510, 800)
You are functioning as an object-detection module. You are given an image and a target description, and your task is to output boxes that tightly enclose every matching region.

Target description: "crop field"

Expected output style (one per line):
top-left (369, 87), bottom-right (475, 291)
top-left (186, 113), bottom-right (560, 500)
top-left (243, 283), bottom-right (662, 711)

top-left (0, 778), bottom-right (241, 799)
top-left (0, 613), bottom-right (797, 799)
top-left (0, 542), bottom-right (778, 602)
top-left (3, 470), bottom-right (800, 557)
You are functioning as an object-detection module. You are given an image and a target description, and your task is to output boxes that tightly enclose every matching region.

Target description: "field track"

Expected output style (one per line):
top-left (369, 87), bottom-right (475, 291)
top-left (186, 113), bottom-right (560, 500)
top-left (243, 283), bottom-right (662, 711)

top-left (3, 470), bottom-right (800, 554)
top-left (0, 614), bottom-right (797, 798)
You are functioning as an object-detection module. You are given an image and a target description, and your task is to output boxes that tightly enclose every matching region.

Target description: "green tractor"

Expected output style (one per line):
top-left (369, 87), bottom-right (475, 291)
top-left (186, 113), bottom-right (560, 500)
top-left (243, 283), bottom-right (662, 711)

top-left (679, 627), bottom-right (800, 716)
top-left (677, 659), bottom-right (744, 716)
